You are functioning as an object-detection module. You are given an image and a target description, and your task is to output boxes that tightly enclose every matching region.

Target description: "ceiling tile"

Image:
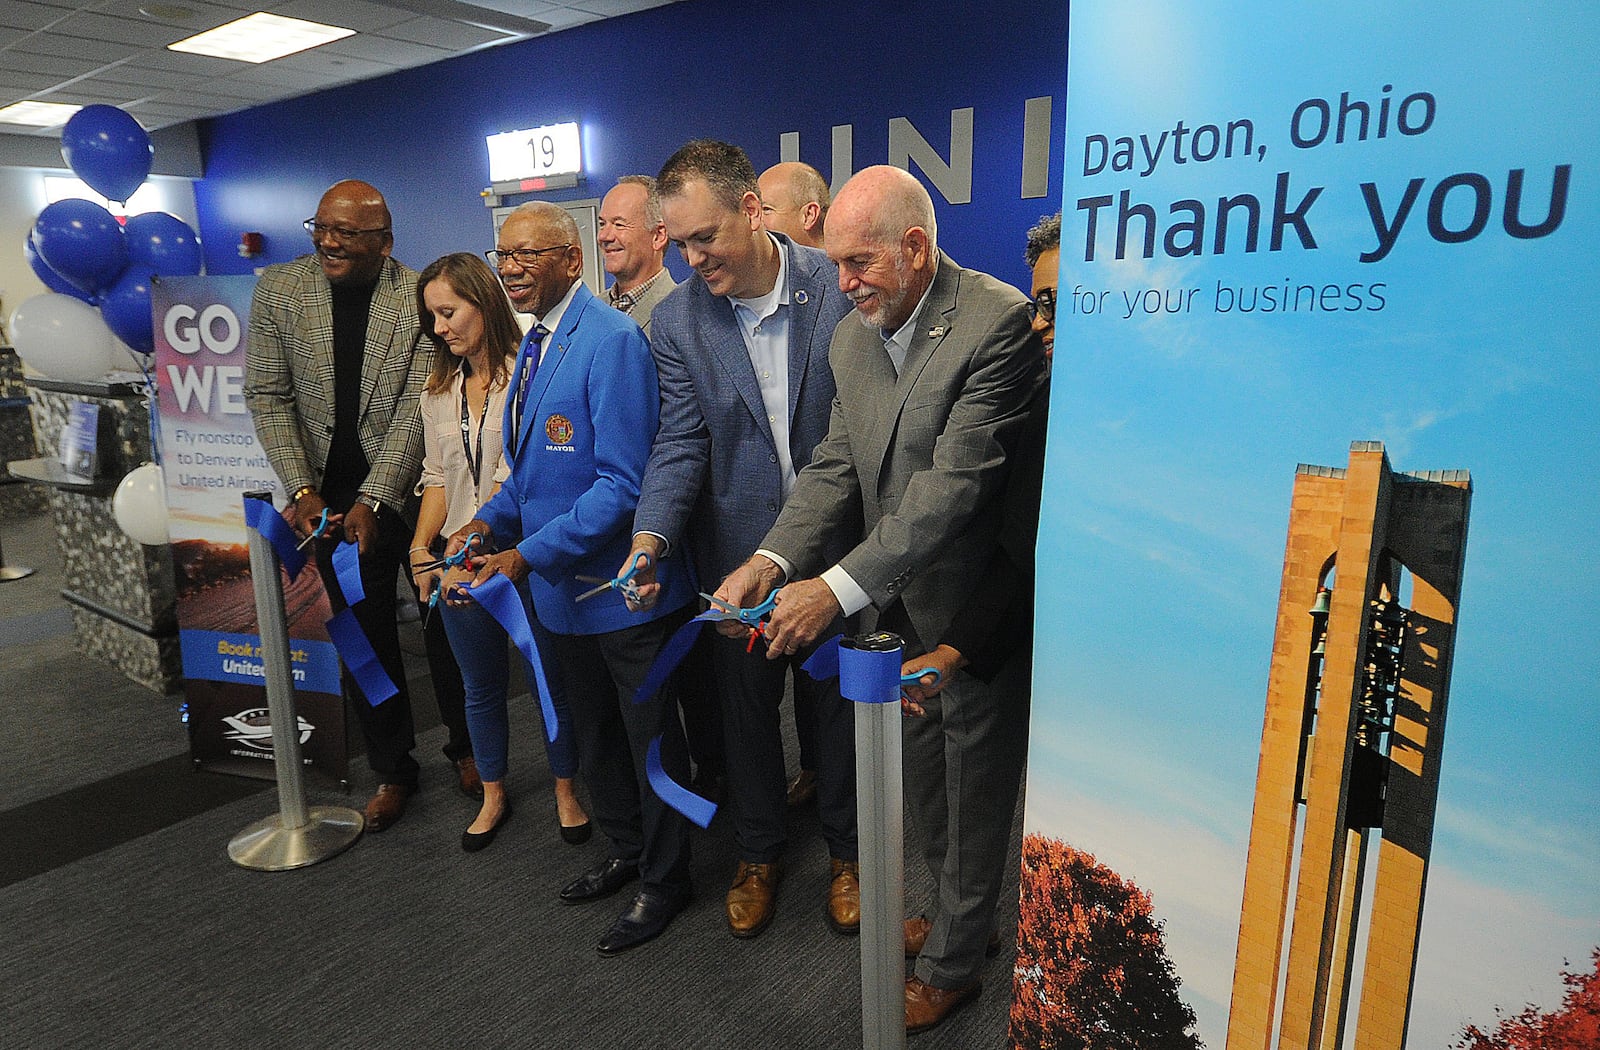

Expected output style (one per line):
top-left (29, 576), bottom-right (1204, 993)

top-left (10, 31), bottom-right (140, 65)
top-left (50, 11), bottom-right (196, 49)
top-left (269, 0), bottom-right (416, 33)
top-left (121, 48), bottom-right (247, 78)
top-left (0, 1), bottom-right (75, 34)
top-left (317, 33), bottom-right (456, 66)
top-left (89, 0), bottom-right (253, 34)
top-left (267, 49), bottom-right (395, 79)
top-left (0, 50), bottom-right (102, 79)
top-left (378, 15), bottom-right (516, 50)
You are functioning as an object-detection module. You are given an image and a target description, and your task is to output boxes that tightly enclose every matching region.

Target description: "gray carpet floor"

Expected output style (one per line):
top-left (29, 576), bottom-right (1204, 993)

top-left (0, 510), bottom-right (1021, 1049)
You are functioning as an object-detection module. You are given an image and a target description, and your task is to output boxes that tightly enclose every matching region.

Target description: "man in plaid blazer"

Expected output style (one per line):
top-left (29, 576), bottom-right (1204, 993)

top-left (716, 165), bottom-right (1049, 1034)
top-left (245, 179), bottom-right (471, 831)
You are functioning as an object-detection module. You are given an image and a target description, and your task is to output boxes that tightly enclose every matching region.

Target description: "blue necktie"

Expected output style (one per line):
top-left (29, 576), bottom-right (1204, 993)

top-left (514, 325), bottom-right (548, 439)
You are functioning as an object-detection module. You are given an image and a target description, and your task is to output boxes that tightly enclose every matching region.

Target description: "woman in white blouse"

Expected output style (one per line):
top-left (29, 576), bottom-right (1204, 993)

top-left (409, 253), bottom-right (588, 851)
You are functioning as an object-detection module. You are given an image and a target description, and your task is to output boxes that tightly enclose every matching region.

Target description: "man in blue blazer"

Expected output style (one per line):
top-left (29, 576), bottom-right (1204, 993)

top-left (448, 202), bottom-right (698, 956)
top-left (622, 140), bottom-right (860, 941)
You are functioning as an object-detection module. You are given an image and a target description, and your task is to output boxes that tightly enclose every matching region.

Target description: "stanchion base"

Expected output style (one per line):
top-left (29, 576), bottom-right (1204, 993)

top-left (228, 806), bottom-right (364, 871)
top-left (0, 565), bottom-right (36, 581)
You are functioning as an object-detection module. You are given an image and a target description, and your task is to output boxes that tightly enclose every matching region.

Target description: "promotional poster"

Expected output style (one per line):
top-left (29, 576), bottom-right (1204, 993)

top-left (153, 275), bottom-right (347, 779)
top-left (1015, 3), bottom-right (1597, 1047)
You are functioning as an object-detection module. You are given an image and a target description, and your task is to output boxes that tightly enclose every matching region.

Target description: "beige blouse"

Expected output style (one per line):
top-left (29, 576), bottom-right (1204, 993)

top-left (415, 360), bottom-right (514, 537)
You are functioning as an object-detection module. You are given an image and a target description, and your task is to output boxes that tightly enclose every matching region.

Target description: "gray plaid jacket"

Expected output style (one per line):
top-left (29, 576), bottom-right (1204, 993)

top-left (760, 251), bottom-right (1048, 648)
top-left (243, 254), bottom-right (429, 513)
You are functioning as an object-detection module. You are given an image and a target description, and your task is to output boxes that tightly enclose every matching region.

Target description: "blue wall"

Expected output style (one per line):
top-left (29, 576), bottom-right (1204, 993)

top-left (192, 0), bottom-right (1068, 294)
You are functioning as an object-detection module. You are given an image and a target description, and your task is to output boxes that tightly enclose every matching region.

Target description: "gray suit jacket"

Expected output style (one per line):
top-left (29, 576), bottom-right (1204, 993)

top-left (244, 254), bottom-right (430, 512)
top-left (760, 252), bottom-right (1048, 649)
top-left (636, 235), bottom-right (855, 585)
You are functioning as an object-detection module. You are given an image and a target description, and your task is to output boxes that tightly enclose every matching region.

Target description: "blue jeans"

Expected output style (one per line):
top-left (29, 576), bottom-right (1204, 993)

top-left (439, 593), bottom-right (576, 783)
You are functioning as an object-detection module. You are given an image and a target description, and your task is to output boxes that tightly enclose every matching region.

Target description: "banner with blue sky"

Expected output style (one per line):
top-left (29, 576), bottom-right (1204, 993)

top-left (1021, 2), bottom-right (1596, 1044)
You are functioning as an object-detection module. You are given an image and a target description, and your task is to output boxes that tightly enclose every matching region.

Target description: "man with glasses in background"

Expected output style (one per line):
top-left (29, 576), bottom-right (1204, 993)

top-left (245, 179), bottom-right (474, 832)
top-left (1024, 212), bottom-right (1060, 361)
top-left (448, 202), bottom-right (699, 956)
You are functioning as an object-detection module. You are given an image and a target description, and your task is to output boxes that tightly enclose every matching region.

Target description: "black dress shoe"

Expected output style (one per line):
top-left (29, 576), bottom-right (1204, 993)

top-left (461, 800), bottom-right (511, 853)
top-left (596, 889), bottom-right (688, 956)
top-left (559, 819), bottom-right (593, 845)
top-left (559, 858), bottom-right (638, 903)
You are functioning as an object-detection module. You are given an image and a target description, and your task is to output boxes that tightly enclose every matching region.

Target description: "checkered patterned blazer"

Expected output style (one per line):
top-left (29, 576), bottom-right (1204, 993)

top-left (243, 254), bottom-right (430, 513)
top-left (759, 251), bottom-right (1049, 650)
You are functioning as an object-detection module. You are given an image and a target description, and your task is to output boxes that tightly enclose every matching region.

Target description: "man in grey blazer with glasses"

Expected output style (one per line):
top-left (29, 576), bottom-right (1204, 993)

top-left (715, 164), bottom-right (1049, 1035)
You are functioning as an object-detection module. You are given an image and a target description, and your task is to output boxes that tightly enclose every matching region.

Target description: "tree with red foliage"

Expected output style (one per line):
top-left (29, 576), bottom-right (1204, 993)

top-left (1453, 949), bottom-right (1600, 1050)
top-left (1009, 834), bottom-right (1203, 1050)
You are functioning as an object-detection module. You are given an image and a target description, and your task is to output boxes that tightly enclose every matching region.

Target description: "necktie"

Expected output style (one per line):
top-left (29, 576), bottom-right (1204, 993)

top-left (513, 325), bottom-right (548, 448)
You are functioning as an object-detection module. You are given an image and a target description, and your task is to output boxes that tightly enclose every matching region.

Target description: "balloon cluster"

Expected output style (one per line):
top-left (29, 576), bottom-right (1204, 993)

top-left (12, 105), bottom-right (204, 379)
top-left (8, 105), bottom-right (196, 546)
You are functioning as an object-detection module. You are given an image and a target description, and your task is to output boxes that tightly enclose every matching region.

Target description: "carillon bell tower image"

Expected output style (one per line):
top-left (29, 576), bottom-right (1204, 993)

top-left (1227, 441), bottom-right (1471, 1050)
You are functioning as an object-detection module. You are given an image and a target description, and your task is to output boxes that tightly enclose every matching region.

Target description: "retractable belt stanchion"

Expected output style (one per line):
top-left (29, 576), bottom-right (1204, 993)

top-left (228, 490), bottom-right (363, 871)
top-left (840, 632), bottom-right (908, 1050)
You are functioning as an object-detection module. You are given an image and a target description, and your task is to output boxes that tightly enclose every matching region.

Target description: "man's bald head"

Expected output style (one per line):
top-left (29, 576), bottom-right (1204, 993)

top-left (825, 166), bottom-right (939, 332)
top-left (758, 162), bottom-right (829, 248)
top-left (310, 179), bottom-right (394, 285)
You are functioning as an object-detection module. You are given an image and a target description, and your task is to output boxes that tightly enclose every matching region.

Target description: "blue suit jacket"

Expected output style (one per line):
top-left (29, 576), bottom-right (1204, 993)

top-left (635, 235), bottom-right (857, 585)
top-left (477, 281), bottom-right (694, 635)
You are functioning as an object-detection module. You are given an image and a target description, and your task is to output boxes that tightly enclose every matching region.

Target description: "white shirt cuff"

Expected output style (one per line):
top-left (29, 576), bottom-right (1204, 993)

top-left (754, 548), bottom-right (794, 580)
top-left (820, 564), bottom-right (872, 617)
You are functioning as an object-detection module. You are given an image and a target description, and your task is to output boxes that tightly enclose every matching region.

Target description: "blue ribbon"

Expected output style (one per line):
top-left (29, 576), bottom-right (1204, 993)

top-left (630, 608), bottom-right (729, 827)
top-left (804, 633), bottom-right (904, 704)
top-left (332, 540), bottom-right (365, 605)
top-left (325, 607), bottom-right (399, 706)
top-left (463, 572), bottom-right (560, 745)
top-left (242, 496), bottom-right (306, 580)
top-left (647, 736), bottom-right (716, 829)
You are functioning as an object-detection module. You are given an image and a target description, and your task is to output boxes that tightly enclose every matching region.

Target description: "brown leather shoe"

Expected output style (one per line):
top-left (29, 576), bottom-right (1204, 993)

top-left (785, 768), bottom-right (817, 807)
top-left (725, 861), bottom-right (781, 938)
top-left (904, 975), bottom-right (981, 1034)
top-left (903, 915), bottom-right (1005, 958)
top-left (827, 858), bottom-right (860, 934)
top-left (364, 783), bottom-right (414, 832)
top-left (455, 756), bottom-right (483, 799)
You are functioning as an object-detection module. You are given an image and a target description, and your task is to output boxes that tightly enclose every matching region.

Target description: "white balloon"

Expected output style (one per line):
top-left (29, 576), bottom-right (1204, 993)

top-left (9, 292), bottom-right (120, 383)
top-left (112, 462), bottom-right (170, 545)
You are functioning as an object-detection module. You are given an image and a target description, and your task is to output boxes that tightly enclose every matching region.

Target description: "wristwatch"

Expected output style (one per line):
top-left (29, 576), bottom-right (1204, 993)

top-left (355, 492), bottom-right (384, 515)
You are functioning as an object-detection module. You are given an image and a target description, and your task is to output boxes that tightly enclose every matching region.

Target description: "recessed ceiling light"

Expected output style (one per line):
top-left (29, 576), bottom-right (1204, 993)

top-left (167, 11), bottom-right (354, 63)
top-left (0, 100), bottom-right (83, 127)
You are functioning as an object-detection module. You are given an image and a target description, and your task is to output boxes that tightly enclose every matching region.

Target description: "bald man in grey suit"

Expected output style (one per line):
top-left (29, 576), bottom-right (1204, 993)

top-left (715, 165), bottom-right (1048, 1034)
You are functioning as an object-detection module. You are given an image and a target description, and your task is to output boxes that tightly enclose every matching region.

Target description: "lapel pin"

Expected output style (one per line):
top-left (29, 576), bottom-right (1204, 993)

top-left (928, 325), bottom-right (947, 339)
top-left (794, 289), bottom-right (809, 304)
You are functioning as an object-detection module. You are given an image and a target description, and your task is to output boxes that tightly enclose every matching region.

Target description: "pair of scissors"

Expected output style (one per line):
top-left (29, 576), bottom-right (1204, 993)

top-left (415, 534), bottom-right (486, 627)
top-left (295, 508), bottom-right (337, 550)
top-left (699, 588), bottom-right (781, 652)
top-left (900, 666), bottom-right (943, 696)
top-left (576, 551), bottom-right (651, 604)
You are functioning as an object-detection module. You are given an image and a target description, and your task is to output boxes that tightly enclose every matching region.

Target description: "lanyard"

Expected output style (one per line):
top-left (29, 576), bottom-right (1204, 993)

top-left (458, 375), bottom-right (492, 491)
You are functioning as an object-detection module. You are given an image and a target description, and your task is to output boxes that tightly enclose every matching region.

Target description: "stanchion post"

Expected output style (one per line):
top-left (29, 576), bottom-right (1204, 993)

top-left (228, 490), bottom-right (362, 871)
top-left (844, 632), bottom-right (908, 1050)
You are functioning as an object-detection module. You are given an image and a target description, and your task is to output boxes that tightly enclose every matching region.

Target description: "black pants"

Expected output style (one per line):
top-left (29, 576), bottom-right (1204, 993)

top-left (545, 606), bottom-right (694, 897)
top-left (712, 631), bottom-right (857, 864)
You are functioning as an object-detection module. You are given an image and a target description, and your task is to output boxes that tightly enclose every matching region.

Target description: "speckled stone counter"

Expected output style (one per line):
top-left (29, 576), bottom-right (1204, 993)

top-left (24, 377), bottom-right (180, 694)
top-left (0, 347), bottom-right (47, 520)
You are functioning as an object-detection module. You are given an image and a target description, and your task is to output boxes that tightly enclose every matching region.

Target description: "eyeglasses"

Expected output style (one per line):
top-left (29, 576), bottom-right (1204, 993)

top-left (303, 219), bottom-right (390, 241)
top-left (1030, 287), bottom-right (1057, 324)
top-left (484, 244), bottom-right (572, 268)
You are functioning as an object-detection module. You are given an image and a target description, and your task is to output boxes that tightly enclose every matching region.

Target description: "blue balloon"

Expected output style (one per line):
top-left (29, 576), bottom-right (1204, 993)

top-left (124, 211), bottom-right (203, 276)
top-left (32, 198), bottom-right (128, 296)
top-left (99, 266), bottom-right (155, 356)
top-left (61, 105), bottom-right (153, 204)
top-left (24, 234), bottom-right (95, 303)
